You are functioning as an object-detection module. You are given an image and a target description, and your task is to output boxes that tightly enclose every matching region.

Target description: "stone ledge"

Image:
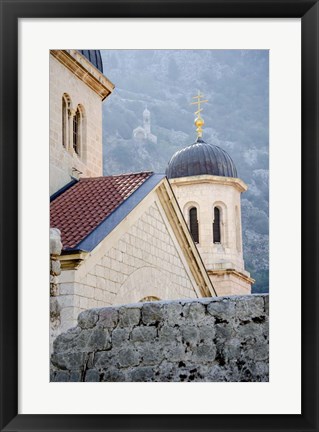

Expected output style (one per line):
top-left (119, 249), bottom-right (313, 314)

top-left (51, 294), bottom-right (269, 382)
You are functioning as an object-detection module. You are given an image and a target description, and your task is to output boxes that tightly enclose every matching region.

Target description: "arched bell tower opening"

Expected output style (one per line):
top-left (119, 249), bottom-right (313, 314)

top-left (213, 207), bottom-right (221, 244)
top-left (189, 207), bottom-right (199, 243)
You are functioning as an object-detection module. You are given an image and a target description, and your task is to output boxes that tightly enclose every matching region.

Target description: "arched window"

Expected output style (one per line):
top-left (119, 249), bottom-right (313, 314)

top-left (213, 207), bottom-right (221, 243)
top-left (73, 108), bottom-right (80, 154)
top-left (189, 207), bottom-right (199, 243)
top-left (62, 93), bottom-right (71, 149)
top-left (139, 296), bottom-right (160, 302)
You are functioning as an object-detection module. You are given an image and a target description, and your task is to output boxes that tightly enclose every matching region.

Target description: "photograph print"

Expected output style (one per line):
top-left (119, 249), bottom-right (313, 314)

top-left (49, 49), bottom-right (269, 382)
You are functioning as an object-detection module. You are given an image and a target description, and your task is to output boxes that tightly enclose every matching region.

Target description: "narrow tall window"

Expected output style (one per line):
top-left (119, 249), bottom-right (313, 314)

top-left (62, 94), bottom-right (71, 149)
top-left (189, 207), bottom-right (199, 243)
top-left (213, 207), bottom-right (221, 243)
top-left (62, 98), bottom-right (67, 147)
top-left (73, 108), bottom-right (80, 155)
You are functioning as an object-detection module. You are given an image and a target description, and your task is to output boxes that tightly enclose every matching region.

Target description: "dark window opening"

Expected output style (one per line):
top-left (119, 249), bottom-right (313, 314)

top-left (62, 97), bottom-right (67, 148)
top-left (73, 110), bottom-right (80, 155)
top-left (213, 207), bottom-right (221, 243)
top-left (189, 207), bottom-right (199, 243)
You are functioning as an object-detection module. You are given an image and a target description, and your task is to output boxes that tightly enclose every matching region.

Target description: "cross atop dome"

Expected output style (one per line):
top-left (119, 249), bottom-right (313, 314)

top-left (191, 91), bottom-right (208, 138)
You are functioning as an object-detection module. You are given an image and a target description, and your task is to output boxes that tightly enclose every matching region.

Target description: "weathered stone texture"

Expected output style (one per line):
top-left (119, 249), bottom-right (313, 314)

top-left (51, 294), bottom-right (269, 382)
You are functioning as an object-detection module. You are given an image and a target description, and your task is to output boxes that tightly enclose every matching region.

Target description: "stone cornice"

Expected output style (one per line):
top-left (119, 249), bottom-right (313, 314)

top-left (208, 268), bottom-right (255, 284)
top-left (50, 50), bottom-right (115, 100)
top-left (59, 251), bottom-right (88, 270)
top-left (169, 174), bottom-right (248, 192)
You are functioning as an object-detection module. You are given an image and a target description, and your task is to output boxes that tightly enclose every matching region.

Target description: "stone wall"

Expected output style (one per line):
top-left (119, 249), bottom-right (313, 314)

top-left (51, 294), bottom-right (269, 382)
top-left (50, 228), bottom-right (63, 350)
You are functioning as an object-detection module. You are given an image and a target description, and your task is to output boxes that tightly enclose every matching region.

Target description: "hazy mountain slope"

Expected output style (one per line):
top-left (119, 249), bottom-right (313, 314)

top-left (101, 50), bottom-right (269, 293)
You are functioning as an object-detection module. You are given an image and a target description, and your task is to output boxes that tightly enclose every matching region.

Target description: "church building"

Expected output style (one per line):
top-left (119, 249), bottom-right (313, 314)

top-left (49, 50), bottom-right (214, 339)
top-left (50, 50), bottom-right (252, 342)
top-left (132, 107), bottom-right (157, 144)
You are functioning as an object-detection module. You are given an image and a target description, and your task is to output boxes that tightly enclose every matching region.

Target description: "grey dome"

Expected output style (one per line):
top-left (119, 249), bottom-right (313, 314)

top-left (166, 138), bottom-right (237, 179)
top-left (78, 50), bottom-right (103, 73)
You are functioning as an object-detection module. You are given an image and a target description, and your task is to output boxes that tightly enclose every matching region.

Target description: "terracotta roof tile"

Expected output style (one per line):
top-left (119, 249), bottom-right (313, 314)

top-left (50, 172), bottom-right (153, 250)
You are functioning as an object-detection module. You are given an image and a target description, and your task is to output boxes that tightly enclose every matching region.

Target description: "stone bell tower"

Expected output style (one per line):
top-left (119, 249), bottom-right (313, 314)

top-left (143, 107), bottom-right (151, 134)
top-left (165, 92), bottom-right (253, 296)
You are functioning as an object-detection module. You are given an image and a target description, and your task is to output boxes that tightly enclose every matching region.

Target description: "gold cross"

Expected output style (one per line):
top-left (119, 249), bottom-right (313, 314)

top-left (190, 91), bottom-right (208, 138)
top-left (191, 91), bottom-right (208, 116)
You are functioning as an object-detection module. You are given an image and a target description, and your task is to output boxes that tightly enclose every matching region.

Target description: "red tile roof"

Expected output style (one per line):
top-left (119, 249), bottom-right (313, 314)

top-left (50, 172), bottom-right (153, 250)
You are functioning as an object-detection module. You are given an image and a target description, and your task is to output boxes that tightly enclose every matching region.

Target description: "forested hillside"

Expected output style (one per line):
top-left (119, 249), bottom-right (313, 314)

top-left (101, 50), bottom-right (269, 293)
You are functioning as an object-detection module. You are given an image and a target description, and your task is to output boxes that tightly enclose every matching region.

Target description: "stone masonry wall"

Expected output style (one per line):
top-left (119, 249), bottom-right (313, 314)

top-left (59, 200), bottom-right (198, 332)
top-left (51, 294), bottom-right (269, 382)
top-left (50, 228), bottom-right (63, 351)
top-left (50, 55), bottom-right (103, 195)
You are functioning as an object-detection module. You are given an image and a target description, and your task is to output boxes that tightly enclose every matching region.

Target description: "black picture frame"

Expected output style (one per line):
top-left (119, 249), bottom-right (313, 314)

top-left (0, 1), bottom-right (318, 431)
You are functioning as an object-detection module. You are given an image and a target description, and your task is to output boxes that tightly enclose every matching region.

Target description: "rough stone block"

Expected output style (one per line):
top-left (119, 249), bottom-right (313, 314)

top-left (129, 366), bottom-right (155, 382)
top-left (208, 365), bottom-right (227, 382)
top-left (102, 368), bottom-right (126, 382)
top-left (138, 344), bottom-right (164, 365)
top-left (54, 371), bottom-right (70, 382)
top-left (50, 228), bottom-right (62, 255)
top-left (141, 302), bottom-right (163, 325)
top-left (85, 369), bottom-right (100, 382)
top-left (199, 324), bottom-right (215, 342)
top-left (50, 297), bottom-right (61, 317)
top-left (112, 328), bottom-right (130, 347)
top-left (207, 299), bottom-right (235, 320)
top-left (214, 323), bottom-right (233, 342)
top-left (181, 325), bottom-right (200, 346)
top-left (130, 326), bottom-right (157, 343)
top-left (117, 348), bottom-right (140, 368)
top-left (53, 327), bottom-right (81, 353)
top-left (118, 307), bottom-right (141, 328)
top-left (193, 344), bottom-right (216, 362)
top-left (164, 343), bottom-right (186, 362)
top-left (51, 259), bottom-right (61, 276)
top-left (246, 343), bottom-right (269, 361)
top-left (237, 321), bottom-right (263, 339)
top-left (235, 295), bottom-right (264, 320)
top-left (70, 371), bottom-right (82, 382)
top-left (93, 351), bottom-right (113, 369)
top-left (98, 308), bottom-right (119, 329)
top-left (162, 302), bottom-right (183, 325)
top-left (51, 352), bottom-right (87, 371)
top-left (183, 302), bottom-right (206, 322)
top-left (86, 328), bottom-right (111, 352)
top-left (77, 309), bottom-right (99, 329)
top-left (158, 325), bottom-right (181, 344)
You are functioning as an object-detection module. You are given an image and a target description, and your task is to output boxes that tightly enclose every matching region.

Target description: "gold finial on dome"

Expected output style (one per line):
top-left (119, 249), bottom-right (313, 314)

top-left (191, 91), bottom-right (208, 138)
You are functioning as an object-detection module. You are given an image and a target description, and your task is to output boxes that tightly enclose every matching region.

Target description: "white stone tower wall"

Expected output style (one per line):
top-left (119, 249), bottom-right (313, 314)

top-left (171, 179), bottom-right (244, 270)
top-left (50, 55), bottom-right (103, 194)
top-left (170, 175), bottom-right (252, 296)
